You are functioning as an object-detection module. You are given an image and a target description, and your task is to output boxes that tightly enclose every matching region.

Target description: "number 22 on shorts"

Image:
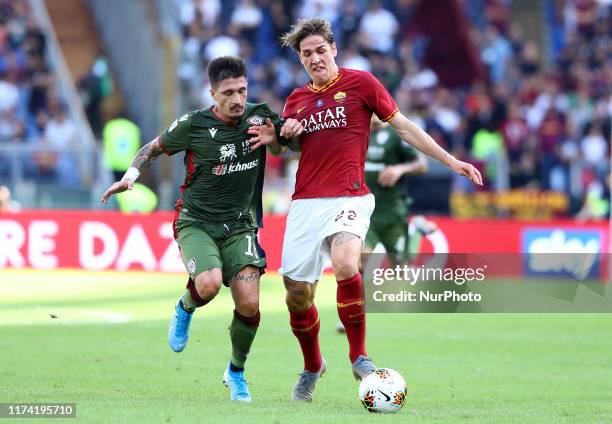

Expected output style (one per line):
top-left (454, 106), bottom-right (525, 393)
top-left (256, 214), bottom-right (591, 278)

top-left (335, 209), bottom-right (357, 225)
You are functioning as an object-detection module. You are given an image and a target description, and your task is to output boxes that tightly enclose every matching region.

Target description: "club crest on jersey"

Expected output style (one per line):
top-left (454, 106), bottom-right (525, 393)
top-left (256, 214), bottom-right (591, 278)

top-left (334, 91), bottom-right (346, 103)
top-left (247, 115), bottom-right (264, 126)
top-left (219, 143), bottom-right (237, 162)
top-left (316, 99), bottom-right (324, 108)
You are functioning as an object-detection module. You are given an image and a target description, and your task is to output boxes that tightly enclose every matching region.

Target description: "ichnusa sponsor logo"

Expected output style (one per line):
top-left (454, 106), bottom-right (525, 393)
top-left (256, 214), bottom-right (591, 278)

top-left (521, 229), bottom-right (602, 280)
top-left (212, 158), bottom-right (259, 176)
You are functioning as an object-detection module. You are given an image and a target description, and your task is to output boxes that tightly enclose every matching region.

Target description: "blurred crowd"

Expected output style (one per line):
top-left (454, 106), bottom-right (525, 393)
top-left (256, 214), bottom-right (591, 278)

top-left (0, 0), bottom-right (609, 216)
top-left (0, 0), bottom-right (78, 185)
top-left (176, 0), bottom-right (611, 216)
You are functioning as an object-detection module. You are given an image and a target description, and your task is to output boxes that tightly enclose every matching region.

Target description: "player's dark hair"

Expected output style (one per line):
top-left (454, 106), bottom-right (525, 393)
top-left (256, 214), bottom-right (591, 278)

top-left (207, 56), bottom-right (247, 88)
top-left (280, 18), bottom-right (335, 52)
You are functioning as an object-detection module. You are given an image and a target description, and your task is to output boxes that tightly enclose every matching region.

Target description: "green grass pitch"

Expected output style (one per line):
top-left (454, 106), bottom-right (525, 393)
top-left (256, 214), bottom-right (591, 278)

top-left (1, 269), bottom-right (611, 423)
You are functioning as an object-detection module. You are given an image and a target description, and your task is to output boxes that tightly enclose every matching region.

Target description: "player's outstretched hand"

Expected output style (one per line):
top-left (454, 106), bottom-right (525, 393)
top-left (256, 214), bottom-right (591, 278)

top-left (247, 118), bottom-right (277, 150)
top-left (100, 180), bottom-right (133, 204)
top-left (279, 118), bottom-right (303, 138)
top-left (449, 158), bottom-right (483, 186)
top-left (378, 165), bottom-right (403, 187)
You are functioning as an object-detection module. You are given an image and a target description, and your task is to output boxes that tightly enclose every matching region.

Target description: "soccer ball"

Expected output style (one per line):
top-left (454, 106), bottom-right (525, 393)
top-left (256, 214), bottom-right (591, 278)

top-left (358, 368), bottom-right (407, 413)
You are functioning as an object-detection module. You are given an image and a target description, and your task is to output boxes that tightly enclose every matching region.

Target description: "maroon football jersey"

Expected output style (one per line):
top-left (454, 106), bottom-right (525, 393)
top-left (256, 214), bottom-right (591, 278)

top-left (283, 68), bottom-right (398, 200)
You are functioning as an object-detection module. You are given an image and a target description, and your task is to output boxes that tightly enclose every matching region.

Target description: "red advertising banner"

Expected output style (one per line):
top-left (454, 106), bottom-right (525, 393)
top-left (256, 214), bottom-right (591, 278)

top-left (418, 217), bottom-right (610, 254)
top-left (0, 211), bottom-right (609, 273)
top-left (0, 210), bottom-right (182, 272)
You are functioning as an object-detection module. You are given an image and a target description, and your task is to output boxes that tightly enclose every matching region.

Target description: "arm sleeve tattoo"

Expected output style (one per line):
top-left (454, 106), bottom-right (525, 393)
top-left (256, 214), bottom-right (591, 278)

top-left (130, 138), bottom-right (164, 171)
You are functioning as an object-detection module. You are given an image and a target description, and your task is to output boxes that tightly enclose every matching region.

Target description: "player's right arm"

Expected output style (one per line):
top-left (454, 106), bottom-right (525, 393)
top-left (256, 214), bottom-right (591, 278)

top-left (100, 137), bottom-right (164, 203)
top-left (101, 112), bottom-right (191, 204)
top-left (280, 91), bottom-right (302, 152)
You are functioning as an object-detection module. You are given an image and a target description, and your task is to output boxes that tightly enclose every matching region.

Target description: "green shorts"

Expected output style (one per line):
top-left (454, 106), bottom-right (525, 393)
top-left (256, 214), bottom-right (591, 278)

top-left (365, 214), bottom-right (409, 265)
top-left (175, 216), bottom-right (266, 286)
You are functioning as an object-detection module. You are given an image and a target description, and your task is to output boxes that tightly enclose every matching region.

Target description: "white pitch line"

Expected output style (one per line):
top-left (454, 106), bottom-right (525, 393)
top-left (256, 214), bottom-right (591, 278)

top-left (79, 310), bottom-right (132, 324)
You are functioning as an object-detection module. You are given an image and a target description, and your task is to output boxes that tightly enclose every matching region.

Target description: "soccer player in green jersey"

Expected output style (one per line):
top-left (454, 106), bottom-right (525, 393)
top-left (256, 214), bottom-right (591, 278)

top-left (363, 115), bottom-right (429, 264)
top-left (100, 56), bottom-right (303, 402)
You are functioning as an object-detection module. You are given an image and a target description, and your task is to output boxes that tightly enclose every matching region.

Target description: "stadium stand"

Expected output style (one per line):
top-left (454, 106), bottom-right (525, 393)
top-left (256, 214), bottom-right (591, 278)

top-left (166, 0), bottom-right (610, 217)
top-left (0, 0), bottom-right (609, 217)
top-left (0, 0), bottom-right (98, 208)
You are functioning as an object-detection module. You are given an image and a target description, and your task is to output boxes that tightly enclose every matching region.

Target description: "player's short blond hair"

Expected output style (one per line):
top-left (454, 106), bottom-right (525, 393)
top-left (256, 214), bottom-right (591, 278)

top-left (280, 18), bottom-right (335, 52)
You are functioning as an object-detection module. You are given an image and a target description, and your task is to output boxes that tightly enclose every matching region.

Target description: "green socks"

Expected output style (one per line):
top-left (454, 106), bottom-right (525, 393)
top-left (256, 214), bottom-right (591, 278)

top-left (229, 310), bottom-right (260, 369)
top-left (180, 289), bottom-right (199, 312)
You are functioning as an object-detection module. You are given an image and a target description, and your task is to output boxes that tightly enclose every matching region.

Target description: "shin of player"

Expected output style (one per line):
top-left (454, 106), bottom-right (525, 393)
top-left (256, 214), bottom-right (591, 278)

top-left (333, 233), bottom-right (368, 366)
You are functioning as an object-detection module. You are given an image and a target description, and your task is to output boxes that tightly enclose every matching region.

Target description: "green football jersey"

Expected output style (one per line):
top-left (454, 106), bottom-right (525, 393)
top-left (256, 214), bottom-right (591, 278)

top-left (160, 102), bottom-right (284, 225)
top-left (365, 125), bottom-right (417, 219)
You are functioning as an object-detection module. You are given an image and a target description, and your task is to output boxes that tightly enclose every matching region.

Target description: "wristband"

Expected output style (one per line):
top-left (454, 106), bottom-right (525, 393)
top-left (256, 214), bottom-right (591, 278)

top-left (122, 167), bottom-right (140, 182)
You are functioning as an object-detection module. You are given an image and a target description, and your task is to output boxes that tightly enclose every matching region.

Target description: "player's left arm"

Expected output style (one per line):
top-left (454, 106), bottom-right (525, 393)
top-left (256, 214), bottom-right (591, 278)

top-left (247, 118), bottom-right (303, 156)
top-left (388, 112), bottom-right (483, 186)
top-left (247, 118), bottom-right (283, 155)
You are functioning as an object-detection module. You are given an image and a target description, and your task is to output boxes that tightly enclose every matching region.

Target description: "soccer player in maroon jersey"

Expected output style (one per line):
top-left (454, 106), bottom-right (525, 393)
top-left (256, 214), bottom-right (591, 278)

top-left (277, 18), bottom-right (482, 402)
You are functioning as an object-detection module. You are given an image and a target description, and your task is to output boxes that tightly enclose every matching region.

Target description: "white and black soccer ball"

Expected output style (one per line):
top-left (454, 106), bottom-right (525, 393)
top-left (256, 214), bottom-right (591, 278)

top-left (358, 368), bottom-right (407, 413)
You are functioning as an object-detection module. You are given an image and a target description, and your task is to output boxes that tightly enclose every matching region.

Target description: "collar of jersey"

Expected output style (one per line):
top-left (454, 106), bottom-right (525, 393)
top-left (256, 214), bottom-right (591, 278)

top-left (208, 106), bottom-right (239, 126)
top-left (307, 69), bottom-right (342, 93)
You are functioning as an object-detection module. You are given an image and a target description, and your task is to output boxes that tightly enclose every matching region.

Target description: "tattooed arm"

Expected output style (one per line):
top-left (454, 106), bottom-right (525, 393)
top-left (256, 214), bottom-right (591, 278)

top-left (100, 137), bottom-right (164, 204)
top-left (129, 137), bottom-right (165, 171)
